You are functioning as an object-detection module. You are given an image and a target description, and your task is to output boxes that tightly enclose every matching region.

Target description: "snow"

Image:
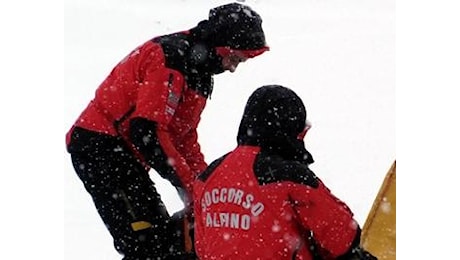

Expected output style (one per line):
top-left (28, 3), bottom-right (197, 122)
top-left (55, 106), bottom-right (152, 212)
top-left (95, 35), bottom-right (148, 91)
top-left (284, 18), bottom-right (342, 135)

top-left (64, 0), bottom-right (394, 259)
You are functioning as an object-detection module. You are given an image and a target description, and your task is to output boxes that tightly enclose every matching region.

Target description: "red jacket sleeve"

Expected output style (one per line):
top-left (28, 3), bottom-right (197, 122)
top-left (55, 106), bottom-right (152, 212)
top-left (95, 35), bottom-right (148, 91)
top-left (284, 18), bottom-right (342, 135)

top-left (176, 128), bottom-right (208, 177)
top-left (130, 67), bottom-right (199, 195)
top-left (288, 180), bottom-right (359, 259)
top-left (192, 179), bottom-right (205, 258)
top-left (156, 128), bottom-right (198, 195)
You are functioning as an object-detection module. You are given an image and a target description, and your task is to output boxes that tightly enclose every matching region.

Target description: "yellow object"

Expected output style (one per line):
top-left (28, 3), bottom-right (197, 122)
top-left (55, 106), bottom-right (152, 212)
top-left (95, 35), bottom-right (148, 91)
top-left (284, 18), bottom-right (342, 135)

top-left (131, 221), bottom-right (152, 231)
top-left (361, 160), bottom-right (396, 260)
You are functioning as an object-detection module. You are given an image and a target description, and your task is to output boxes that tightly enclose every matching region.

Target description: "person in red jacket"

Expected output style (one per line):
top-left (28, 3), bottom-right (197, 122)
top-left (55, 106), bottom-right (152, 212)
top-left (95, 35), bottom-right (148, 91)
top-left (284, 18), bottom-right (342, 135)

top-left (66, 3), bottom-right (268, 260)
top-left (193, 85), bottom-right (377, 260)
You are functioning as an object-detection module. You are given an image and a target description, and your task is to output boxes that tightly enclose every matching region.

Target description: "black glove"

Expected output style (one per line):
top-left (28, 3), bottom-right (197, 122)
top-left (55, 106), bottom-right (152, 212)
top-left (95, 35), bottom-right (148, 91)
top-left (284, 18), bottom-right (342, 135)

top-left (349, 247), bottom-right (378, 260)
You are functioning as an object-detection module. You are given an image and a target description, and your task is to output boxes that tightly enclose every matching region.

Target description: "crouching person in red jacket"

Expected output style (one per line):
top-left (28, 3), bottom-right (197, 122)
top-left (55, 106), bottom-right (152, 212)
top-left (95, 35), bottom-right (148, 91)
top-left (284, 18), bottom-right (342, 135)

top-left (66, 3), bottom-right (268, 260)
top-left (193, 85), bottom-right (377, 260)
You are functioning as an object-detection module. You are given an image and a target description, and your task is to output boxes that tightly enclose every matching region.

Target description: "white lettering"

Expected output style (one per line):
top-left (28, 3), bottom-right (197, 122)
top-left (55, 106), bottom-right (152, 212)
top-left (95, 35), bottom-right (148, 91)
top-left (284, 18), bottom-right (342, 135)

top-left (233, 189), bottom-right (244, 204)
top-left (204, 212), bottom-right (253, 230)
top-left (219, 213), bottom-right (229, 227)
top-left (242, 193), bottom-right (254, 209)
top-left (241, 215), bottom-right (251, 230)
top-left (228, 188), bottom-right (236, 202)
top-left (251, 202), bottom-right (265, 217)
top-left (213, 212), bottom-right (220, 227)
top-left (220, 188), bottom-right (227, 203)
top-left (230, 213), bottom-right (239, 228)
top-left (206, 213), bottom-right (212, 227)
top-left (204, 192), bottom-right (211, 207)
top-left (212, 188), bottom-right (219, 204)
top-left (200, 187), bottom-right (266, 231)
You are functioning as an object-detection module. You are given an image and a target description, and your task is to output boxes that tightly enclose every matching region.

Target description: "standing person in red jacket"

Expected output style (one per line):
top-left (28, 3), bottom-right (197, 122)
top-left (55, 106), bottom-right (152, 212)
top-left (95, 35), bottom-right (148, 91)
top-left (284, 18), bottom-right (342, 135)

top-left (193, 85), bottom-right (377, 260)
top-left (66, 3), bottom-right (268, 260)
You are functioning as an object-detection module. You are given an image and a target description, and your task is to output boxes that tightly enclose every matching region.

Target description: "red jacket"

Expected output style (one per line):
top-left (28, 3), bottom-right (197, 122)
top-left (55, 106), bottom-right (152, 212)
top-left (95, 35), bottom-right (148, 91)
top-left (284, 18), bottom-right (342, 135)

top-left (66, 35), bottom-right (209, 196)
top-left (193, 145), bottom-right (359, 260)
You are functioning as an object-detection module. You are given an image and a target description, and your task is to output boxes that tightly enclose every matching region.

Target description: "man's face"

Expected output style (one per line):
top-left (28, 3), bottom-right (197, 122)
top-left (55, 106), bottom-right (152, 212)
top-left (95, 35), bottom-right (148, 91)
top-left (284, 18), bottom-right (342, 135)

top-left (216, 47), bottom-right (249, 73)
top-left (221, 52), bottom-right (248, 72)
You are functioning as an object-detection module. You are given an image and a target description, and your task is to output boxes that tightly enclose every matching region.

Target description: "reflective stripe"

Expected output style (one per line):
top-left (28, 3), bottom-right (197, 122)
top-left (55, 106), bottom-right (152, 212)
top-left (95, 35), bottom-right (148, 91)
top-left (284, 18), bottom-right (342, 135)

top-left (131, 221), bottom-right (152, 231)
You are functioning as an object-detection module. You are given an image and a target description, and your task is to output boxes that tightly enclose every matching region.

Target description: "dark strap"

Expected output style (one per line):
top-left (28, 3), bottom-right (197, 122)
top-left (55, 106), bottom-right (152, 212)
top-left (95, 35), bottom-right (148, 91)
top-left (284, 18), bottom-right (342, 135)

top-left (291, 229), bottom-right (322, 260)
top-left (167, 209), bottom-right (197, 260)
top-left (305, 230), bottom-right (323, 260)
top-left (289, 194), bottom-right (323, 260)
top-left (183, 213), bottom-right (194, 254)
top-left (114, 105), bottom-right (136, 135)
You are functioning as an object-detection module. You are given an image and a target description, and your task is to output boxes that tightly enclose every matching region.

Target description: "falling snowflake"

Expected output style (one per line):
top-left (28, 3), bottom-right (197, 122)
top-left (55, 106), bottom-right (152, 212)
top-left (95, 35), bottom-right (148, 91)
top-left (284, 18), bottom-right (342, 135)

top-left (272, 223), bottom-right (281, 232)
top-left (380, 198), bottom-right (392, 214)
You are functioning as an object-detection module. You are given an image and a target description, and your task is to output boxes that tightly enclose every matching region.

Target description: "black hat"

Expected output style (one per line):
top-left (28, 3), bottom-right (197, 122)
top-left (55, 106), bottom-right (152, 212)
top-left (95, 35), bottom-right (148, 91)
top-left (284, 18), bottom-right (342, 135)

top-left (237, 85), bottom-right (314, 164)
top-left (238, 85), bottom-right (306, 140)
top-left (193, 3), bottom-right (268, 54)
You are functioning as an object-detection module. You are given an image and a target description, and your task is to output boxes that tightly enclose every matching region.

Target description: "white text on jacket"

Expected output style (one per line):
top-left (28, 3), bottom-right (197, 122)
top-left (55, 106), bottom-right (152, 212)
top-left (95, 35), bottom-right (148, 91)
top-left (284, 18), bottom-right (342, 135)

top-left (200, 187), bottom-right (265, 230)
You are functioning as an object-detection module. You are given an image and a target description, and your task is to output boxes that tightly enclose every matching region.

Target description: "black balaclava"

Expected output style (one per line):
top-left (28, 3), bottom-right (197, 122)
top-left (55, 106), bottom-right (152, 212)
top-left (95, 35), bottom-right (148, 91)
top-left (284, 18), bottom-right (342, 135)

top-left (237, 85), bottom-right (314, 165)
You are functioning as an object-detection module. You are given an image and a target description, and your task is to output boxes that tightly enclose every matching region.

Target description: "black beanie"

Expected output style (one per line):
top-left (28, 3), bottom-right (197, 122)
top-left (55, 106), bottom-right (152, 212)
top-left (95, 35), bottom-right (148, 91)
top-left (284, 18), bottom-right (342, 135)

top-left (237, 85), bottom-right (314, 164)
top-left (193, 3), bottom-right (267, 50)
top-left (238, 85), bottom-right (306, 142)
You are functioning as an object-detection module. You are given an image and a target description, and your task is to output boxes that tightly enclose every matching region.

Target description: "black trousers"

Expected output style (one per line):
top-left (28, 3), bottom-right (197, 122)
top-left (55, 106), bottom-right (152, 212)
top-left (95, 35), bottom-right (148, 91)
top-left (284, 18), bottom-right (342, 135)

top-left (68, 127), bottom-right (194, 259)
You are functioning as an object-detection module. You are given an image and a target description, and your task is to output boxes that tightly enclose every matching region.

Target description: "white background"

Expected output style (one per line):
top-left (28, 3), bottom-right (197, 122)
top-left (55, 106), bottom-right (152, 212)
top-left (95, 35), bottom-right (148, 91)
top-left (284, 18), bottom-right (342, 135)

top-left (2, 0), bottom-right (460, 259)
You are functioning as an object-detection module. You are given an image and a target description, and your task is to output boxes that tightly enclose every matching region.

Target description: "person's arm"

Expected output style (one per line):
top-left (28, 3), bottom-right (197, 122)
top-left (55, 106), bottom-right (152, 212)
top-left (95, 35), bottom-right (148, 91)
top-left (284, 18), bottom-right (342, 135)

top-left (175, 126), bottom-right (208, 177)
top-left (288, 175), bottom-right (360, 259)
top-left (335, 231), bottom-right (377, 260)
top-left (192, 179), bottom-right (205, 259)
top-left (129, 67), bottom-right (196, 196)
top-left (167, 85), bottom-right (210, 199)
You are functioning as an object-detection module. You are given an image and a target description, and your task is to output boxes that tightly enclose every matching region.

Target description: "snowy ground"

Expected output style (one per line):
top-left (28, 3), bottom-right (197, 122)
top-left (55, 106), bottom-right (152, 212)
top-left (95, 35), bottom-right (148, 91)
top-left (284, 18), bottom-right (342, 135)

top-left (64, 0), bottom-right (395, 259)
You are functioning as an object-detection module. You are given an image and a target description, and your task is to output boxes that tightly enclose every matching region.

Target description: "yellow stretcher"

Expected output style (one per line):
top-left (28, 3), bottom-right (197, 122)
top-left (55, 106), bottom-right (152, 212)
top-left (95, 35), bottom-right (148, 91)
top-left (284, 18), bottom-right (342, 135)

top-left (361, 160), bottom-right (396, 260)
